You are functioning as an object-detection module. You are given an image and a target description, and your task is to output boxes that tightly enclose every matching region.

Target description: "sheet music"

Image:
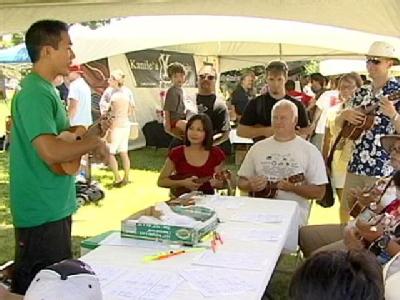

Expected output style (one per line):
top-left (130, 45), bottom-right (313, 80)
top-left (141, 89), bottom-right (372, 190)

top-left (234, 229), bottom-right (283, 242)
top-left (101, 269), bottom-right (183, 300)
top-left (89, 264), bottom-right (130, 289)
top-left (229, 212), bottom-right (283, 224)
top-left (192, 250), bottom-right (269, 271)
top-left (180, 267), bottom-right (257, 297)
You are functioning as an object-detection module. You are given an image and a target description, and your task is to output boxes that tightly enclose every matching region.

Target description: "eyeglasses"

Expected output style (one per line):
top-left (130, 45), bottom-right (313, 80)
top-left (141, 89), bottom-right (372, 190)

top-left (366, 58), bottom-right (383, 65)
top-left (199, 74), bottom-right (216, 80)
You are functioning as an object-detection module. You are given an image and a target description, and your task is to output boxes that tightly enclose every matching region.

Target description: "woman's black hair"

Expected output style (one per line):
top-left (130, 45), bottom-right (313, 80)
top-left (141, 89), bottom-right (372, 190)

top-left (184, 114), bottom-right (213, 150)
top-left (289, 250), bottom-right (384, 300)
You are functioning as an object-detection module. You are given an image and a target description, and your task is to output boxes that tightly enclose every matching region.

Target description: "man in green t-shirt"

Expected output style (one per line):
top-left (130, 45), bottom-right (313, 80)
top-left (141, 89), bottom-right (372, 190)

top-left (9, 20), bottom-right (109, 295)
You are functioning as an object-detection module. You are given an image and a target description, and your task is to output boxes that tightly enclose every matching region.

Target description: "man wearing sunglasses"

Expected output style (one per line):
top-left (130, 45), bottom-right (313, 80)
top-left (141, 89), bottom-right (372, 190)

top-left (185, 65), bottom-right (230, 146)
top-left (237, 60), bottom-right (309, 141)
top-left (337, 41), bottom-right (400, 217)
top-left (299, 41), bottom-right (400, 259)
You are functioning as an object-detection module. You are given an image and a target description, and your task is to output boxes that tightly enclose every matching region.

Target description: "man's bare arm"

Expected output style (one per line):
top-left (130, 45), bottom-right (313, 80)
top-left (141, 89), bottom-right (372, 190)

top-left (237, 124), bottom-right (273, 139)
top-left (33, 134), bottom-right (102, 165)
top-left (277, 181), bottom-right (326, 200)
top-left (68, 98), bottom-right (78, 120)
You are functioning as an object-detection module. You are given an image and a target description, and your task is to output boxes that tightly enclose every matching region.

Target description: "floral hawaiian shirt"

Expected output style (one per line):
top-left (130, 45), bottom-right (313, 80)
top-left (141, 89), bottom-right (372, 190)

top-left (348, 79), bottom-right (400, 177)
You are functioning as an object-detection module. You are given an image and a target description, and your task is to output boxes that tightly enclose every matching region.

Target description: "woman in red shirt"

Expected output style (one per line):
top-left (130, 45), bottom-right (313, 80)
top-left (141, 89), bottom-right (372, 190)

top-left (157, 114), bottom-right (226, 195)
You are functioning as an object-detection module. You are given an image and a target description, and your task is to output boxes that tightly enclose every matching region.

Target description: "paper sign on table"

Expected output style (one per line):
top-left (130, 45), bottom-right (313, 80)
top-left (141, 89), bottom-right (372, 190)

top-left (99, 232), bottom-right (168, 249)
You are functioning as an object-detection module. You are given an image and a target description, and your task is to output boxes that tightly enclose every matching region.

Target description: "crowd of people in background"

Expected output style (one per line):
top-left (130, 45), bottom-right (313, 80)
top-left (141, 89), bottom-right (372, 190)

top-left (3, 17), bottom-right (400, 300)
top-left (156, 40), bottom-right (400, 300)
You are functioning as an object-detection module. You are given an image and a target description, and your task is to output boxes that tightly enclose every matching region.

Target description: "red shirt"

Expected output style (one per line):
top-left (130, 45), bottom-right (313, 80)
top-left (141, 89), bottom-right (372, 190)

top-left (287, 90), bottom-right (313, 107)
top-left (169, 145), bottom-right (226, 194)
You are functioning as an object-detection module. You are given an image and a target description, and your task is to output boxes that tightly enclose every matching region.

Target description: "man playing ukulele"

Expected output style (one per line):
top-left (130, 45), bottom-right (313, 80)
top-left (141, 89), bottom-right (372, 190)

top-left (9, 20), bottom-right (110, 295)
top-left (237, 100), bottom-right (327, 226)
top-left (338, 41), bottom-right (400, 217)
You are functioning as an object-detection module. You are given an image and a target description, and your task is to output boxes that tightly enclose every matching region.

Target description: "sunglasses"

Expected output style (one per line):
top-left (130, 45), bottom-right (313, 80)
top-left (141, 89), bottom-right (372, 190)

top-left (199, 74), bottom-right (216, 80)
top-left (366, 58), bottom-right (383, 65)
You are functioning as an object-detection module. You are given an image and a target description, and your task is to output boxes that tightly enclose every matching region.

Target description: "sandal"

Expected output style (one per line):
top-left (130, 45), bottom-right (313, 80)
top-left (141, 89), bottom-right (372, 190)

top-left (112, 180), bottom-right (125, 188)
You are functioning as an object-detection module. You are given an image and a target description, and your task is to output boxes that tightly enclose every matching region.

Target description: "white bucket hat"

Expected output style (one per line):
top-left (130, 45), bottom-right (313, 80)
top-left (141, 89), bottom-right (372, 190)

top-left (24, 259), bottom-right (102, 300)
top-left (367, 41), bottom-right (400, 65)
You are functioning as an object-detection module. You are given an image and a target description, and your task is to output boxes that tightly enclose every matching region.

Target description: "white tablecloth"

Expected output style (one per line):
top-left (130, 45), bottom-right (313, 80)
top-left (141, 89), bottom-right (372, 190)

top-left (81, 196), bottom-right (300, 300)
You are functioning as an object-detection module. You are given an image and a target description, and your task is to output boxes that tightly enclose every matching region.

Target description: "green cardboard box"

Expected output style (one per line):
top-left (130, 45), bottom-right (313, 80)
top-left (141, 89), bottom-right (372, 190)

top-left (121, 205), bottom-right (218, 245)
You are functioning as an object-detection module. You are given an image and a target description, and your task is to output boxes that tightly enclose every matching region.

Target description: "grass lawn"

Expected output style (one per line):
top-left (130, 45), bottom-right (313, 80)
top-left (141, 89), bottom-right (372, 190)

top-left (0, 143), bottom-right (341, 299)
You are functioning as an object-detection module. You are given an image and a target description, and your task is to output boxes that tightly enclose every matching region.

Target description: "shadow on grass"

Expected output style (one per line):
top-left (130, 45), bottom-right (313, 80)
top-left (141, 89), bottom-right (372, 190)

top-left (128, 148), bottom-right (168, 172)
top-left (262, 254), bottom-right (298, 300)
top-left (0, 227), bottom-right (14, 264)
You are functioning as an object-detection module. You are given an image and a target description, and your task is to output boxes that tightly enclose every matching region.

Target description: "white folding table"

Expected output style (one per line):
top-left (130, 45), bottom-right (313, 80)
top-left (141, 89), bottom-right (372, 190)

top-left (81, 196), bottom-right (300, 300)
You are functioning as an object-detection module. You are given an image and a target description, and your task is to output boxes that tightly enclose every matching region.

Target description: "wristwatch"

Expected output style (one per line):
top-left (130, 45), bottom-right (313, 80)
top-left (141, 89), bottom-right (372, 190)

top-left (368, 234), bottom-right (390, 256)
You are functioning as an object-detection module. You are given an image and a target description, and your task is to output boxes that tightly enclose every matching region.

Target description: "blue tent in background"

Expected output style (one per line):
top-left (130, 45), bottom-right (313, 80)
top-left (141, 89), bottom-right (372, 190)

top-left (0, 44), bottom-right (30, 63)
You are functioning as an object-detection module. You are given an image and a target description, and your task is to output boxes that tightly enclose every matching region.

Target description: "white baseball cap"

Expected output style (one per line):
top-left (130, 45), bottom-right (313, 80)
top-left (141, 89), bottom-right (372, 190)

top-left (24, 259), bottom-right (102, 300)
top-left (367, 41), bottom-right (400, 65)
top-left (110, 69), bottom-right (125, 82)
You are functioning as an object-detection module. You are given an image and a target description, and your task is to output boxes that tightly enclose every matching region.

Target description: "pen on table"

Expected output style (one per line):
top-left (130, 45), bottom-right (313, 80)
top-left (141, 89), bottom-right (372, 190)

top-left (144, 248), bottom-right (206, 262)
top-left (156, 250), bottom-right (186, 260)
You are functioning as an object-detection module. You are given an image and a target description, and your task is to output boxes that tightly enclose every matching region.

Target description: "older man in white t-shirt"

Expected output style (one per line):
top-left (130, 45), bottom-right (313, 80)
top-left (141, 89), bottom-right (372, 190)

top-left (238, 100), bottom-right (328, 226)
top-left (67, 65), bottom-right (92, 127)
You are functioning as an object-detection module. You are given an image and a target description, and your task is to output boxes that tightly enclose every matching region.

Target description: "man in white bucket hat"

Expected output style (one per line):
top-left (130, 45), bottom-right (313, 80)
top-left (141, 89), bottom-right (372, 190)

top-left (300, 41), bottom-right (400, 257)
top-left (367, 41), bottom-right (400, 66)
top-left (337, 40), bottom-right (400, 218)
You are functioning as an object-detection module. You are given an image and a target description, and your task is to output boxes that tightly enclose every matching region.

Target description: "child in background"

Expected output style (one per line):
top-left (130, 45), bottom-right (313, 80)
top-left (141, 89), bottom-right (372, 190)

top-left (163, 63), bottom-right (187, 139)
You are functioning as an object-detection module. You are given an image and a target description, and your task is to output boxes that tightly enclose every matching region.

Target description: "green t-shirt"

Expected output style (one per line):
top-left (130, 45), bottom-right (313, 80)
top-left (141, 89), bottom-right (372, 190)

top-left (10, 72), bottom-right (76, 228)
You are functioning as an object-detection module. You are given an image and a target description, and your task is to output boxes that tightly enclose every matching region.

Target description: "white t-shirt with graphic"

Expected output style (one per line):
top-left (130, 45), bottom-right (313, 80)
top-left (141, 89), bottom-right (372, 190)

top-left (238, 136), bottom-right (328, 226)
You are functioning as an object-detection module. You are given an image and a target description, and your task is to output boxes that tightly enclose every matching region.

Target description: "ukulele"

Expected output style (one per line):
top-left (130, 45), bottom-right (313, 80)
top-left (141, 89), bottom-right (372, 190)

top-left (349, 176), bottom-right (392, 218)
top-left (51, 114), bottom-right (111, 175)
top-left (249, 173), bottom-right (305, 199)
top-left (169, 174), bottom-right (213, 198)
top-left (326, 91), bottom-right (400, 169)
top-left (342, 91), bottom-right (400, 140)
top-left (169, 170), bottom-right (233, 198)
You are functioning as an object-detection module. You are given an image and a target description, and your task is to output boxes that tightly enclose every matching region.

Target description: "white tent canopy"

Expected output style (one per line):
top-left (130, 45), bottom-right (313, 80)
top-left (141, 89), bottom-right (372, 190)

top-left (1, 0), bottom-right (400, 37)
top-left (320, 59), bottom-right (400, 76)
top-left (69, 16), bottom-right (400, 72)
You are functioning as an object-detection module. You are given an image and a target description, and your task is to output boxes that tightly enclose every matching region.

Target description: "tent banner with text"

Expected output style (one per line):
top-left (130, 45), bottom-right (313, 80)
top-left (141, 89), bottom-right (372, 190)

top-left (126, 49), bottom-right (197, 88)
